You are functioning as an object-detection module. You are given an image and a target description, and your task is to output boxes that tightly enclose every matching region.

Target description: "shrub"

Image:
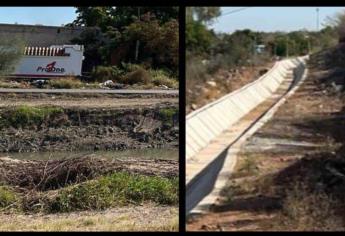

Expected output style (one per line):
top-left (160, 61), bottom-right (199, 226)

top-left (121, 62), bottom-right (145, 73)
top-left (122, 68), bottom-right (151, 85)
top-left (49, 77), bottom-right (83, 89)
top-left (277, 183), bottom-right (345, 231)
top-left (91, 66), bottom-right (124, 82)
top-left (46, 172), bottom-right (178, 213)
top-left (151, 69), bottom-right (178, 88)
top-left (158, 107), bottom-right (178, 126)
top-left (0, 38), bottom-right (25, 75)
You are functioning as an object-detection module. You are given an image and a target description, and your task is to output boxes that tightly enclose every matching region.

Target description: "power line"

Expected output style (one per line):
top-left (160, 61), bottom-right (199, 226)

top-left (220, 7), bottom-right (252, 17)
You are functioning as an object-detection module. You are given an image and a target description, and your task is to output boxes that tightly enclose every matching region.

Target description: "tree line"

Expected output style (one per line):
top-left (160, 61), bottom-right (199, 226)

top-left (186, 7), bottom-right (342, 82)
top-left (69, 7), bottom-right (179, 77)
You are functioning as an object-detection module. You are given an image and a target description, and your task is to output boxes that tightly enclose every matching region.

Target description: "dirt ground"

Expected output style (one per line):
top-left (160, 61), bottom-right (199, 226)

top-left (0, 100), bottom-right (178, 152)
top-left (187, 51), bottom-right (345, 231)
top-left (0, 205), bottom-right (178, 231)
top-left (0, 97), bottom-right (178, 109)
top-left (186, 62), bottom-right (274, 114)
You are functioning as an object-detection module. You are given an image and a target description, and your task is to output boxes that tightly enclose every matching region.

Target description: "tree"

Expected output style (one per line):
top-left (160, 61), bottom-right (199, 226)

top-left (186, 20), bottom-right (214, 53)
top-left (123, 14), bottom-right (179, 73)
top-left (186, 7), bottom-right (221, 25)
top-left (186, 7), bottom-right (220, 53)
top-left (0, 38), bottom-right (24, 75)
top-left (70, 27), bottom-right (107, 72)
top-left (325, 10), bottom-right (345, 43)
top-left (69, 7), bottom-right (179, 73)
top-left (71, 7), bottom-right (178, 31)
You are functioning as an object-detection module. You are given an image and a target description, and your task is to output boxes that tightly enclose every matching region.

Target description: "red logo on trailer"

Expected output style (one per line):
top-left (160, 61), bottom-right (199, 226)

top-left (37, 61), bottom-right (65, 73)
top-left (46, 61), bottom-right (56, 72)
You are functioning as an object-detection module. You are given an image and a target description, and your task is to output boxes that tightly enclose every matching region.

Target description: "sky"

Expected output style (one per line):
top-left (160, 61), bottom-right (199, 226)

top-left (0, 6), bottom-right (344, 33)
top-left (0, 7), bottom-right (77, 26)
top-left (210, 7), bottom-right (345, 33)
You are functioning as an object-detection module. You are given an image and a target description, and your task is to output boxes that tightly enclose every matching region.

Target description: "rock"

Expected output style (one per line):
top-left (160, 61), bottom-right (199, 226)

top-left (206, 81), bottom-right (217, 87)
top-left (202, 59), bottom-right (209, 65)
top-left (331, 81), bottom-right (343, 93)
top-left (99, 80), bottom-right (124, 89)
top-left (159, 85), bottom-right (169, 89)
top-left (259, 68), bottom-right (269, 76)
top-left (31, 79), bottom-right (46, 88)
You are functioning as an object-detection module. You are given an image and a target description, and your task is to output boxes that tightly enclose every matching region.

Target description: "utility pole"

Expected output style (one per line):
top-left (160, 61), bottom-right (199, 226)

top-left (135, 7), bottom-right (140, 62)
top-left (316, 8), bottom-right (320, 31)
top-left (252, 35), bottom-right (256, 68)
top-left (305, 35), bottom-right (311, 54)
top-left (286, 37), bottom-right (289, 58)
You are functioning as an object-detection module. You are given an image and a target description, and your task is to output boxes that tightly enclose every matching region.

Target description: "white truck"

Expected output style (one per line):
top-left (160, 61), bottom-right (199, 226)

top-left (13, 44), bottom-right (84, 78)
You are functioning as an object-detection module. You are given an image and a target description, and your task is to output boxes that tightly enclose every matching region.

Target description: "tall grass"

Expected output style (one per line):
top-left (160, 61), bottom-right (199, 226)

top-left (49, 77), bottom-right (83, 89)
top-left (0, 105), bottom-right (63, 128)
top-left (18, 172), bottom-right (179, 213)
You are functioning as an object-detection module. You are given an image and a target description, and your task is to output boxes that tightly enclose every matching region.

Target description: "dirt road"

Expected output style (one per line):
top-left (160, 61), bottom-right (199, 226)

top-left (0, 88), bottom-right (178, 94)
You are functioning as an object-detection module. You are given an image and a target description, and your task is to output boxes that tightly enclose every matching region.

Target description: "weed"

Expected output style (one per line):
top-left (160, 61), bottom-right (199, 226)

top-left (45, 172), bottom-right (178, 213)
top-left (49, 77), bottom-right (83, 89)
top-left (158, 108), bottom-right (178, 126)
top-left (122, 68), bottom-right (151, 85)
top-left (274, 183), bottom-right (345, 231)
top-left (238, 156), bottom-right (259, 177)
top-left (0, 105), bottom-right (64, 128)
top-left (0, 186), bottom-right (18, 208)
top-left (91, 66), bottom-right (124, 82)
top-left (150, 69), bottom-right (178, 88)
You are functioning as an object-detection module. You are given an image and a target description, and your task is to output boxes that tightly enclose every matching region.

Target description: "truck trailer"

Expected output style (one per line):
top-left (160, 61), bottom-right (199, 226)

top-left (12, 44), bottom-right (84, 78)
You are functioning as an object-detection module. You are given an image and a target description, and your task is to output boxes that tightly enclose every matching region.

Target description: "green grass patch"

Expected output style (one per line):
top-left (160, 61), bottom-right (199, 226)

top-left (46, 172), bottom-right (178, 213)
top-left (0, 186), bottom-right (18, 208)
top-left (158, 107), bottom-right (178, 126)
top-left (0, 105), bottom-right (64, 128)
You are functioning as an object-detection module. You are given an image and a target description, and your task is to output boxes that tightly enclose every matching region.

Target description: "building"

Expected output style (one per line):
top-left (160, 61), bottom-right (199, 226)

top-left (255, 44), bottom-right (266, 54)
top-left (0, 23), bottom-right (84, 46)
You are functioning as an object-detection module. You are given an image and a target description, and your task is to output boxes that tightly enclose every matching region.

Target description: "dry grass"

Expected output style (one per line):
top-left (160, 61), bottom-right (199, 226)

top-left (0, 206), bottom-right (178, 231)
top-left (48, 77), bottom-right (83, 89)
top-left (271, 183), bottom-right (345, 231)
top-left (231, 153), bottom-right (261, 179)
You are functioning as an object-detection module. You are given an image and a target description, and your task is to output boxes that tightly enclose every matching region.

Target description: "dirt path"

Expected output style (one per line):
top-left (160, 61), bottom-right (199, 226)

top-left (0, 88), bottom-right (178, 95)
top-left (0, 205), bottom-right (178, 231)
top-left (187, 57), bottom-right (345, 231)
top-left (0, 97), bottom-right (178, 109)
